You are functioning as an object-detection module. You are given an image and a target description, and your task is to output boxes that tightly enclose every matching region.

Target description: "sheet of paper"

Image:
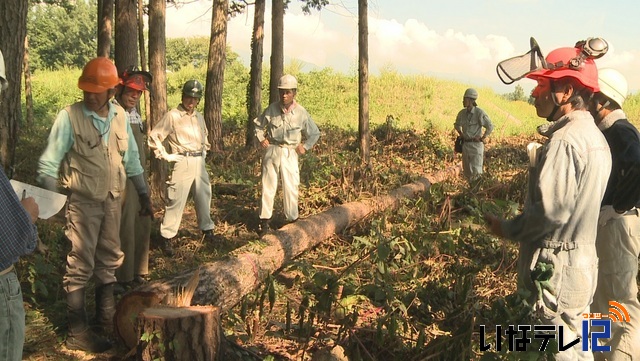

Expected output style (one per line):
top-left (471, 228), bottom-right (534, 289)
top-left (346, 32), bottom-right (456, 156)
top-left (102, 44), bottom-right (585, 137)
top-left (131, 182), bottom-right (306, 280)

top-left (9, 180), bottom-right (67, 219)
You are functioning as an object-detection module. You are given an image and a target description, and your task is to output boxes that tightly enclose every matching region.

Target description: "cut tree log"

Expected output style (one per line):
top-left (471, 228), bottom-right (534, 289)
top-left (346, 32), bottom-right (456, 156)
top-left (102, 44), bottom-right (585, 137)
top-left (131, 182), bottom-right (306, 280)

top-left (136, 305), bottom-right (220, 361)
top-left (115, 165), bottom-right (460, 346)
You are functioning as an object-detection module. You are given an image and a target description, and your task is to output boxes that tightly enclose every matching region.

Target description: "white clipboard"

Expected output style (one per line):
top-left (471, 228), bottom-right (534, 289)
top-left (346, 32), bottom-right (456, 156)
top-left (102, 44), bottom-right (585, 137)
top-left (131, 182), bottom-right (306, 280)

top-left (9, 180), bottom-right (67, 219)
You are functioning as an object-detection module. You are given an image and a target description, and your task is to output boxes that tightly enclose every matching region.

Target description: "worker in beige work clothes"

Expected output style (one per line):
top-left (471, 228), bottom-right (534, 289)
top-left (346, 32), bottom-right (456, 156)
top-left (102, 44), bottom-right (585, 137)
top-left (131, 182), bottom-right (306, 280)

top-left (454, 88), bottom-right (493, 181)
top-left (149, 79), bottom-right (216, 255)
top-left (254, 74), bottom-right (320, 235)
top-left (37, 57), bottom-right (153, 353)
top-left (112, 67), bottom-right (152, 293)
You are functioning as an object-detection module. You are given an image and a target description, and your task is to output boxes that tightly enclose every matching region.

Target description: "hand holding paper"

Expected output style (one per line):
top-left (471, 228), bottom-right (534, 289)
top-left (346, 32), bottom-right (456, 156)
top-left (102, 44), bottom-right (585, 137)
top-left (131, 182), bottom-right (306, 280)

top-left (10, 180), bottom-right (67, 219)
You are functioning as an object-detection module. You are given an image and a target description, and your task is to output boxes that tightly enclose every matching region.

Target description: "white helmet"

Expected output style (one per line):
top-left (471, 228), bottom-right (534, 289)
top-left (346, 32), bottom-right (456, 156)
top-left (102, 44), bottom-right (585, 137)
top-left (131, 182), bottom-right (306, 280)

top-left (463, 88), bottom-right (478, 100)
top-left (0, 50), bottom-right (7, 90)
top-left (598, 68), bottom-right (628, 108)
top-left (278, 74), bottom-right (298, 89)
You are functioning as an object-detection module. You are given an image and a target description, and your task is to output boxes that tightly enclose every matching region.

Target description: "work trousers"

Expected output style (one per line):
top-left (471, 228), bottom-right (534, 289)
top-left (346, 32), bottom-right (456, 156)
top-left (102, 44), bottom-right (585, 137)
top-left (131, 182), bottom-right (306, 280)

top-left (0, 267), bottom-right (24, 361)
top-left (160, 155), bottom-right (214, 238)
top-left (518, 241), bottom-right (598, 361)
top-left (259, 145), bottom-right (299, 221)
top-left (63, 192), bottom-right (124, 293)
top-left (116, 179), bottom-right (151, 283)
top-left (461, 141), bottom-right (484, 180)
top-left (593, 211), bottom-right (640, 361)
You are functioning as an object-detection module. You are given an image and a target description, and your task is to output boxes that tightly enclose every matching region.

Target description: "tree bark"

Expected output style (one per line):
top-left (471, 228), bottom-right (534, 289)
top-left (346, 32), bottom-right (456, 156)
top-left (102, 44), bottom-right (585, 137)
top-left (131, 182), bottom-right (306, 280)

top-left (204, 0), bottom-right (228, 152)
top-left (114, 0), bottom-right (139, 74)
top-left (118, 166), bottom-right (460, 317)
top-left (358, 0), bottom-right (370, 166)
top-left (148, 0), bottom-right (168, 200)
top-left (0, 0), bottom-right (28, 174)
top-left (97, 0), bottom-right (114, 57)
top-left (24, 36), bottom-right (33, 127)
top-left (245, 0), bottom-right (266, 148)
top-left (137, 305), bottom-right (220, 361)
top-left (138, 0), bottom-right (151, 123)
top-left (269, 0), bottom-right (284, 104)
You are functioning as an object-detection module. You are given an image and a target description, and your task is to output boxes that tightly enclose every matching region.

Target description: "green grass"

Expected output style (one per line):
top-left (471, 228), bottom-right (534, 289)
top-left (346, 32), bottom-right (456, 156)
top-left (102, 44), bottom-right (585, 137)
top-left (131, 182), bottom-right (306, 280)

top-left (24, 64), bottom-right (640, 139)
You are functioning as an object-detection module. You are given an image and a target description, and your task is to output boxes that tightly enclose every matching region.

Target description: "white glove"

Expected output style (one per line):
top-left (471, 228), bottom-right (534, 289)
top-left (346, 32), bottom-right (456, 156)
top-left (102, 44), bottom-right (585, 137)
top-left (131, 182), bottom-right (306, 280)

top-left (164, 153), bottom-right (185, 163)
top-left (598, 205), bottom-right (624, 227)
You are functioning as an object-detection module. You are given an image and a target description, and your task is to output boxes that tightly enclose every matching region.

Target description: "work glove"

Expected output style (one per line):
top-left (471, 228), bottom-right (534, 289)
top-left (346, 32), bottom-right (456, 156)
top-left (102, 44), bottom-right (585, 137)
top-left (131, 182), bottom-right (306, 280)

top-left (138, 193), bottom-right (154, 218)
top-left (37, 174), bottom-right (58, 192)
top-left (164, 153), bottom-right (185, 163)
top-left (598, 205), bottom-right (624, 227)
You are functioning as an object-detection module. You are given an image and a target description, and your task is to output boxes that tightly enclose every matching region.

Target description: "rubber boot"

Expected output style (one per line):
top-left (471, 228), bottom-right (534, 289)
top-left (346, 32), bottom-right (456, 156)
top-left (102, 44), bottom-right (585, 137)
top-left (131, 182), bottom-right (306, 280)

top-left (65, 288), bottom-right (112, 353)
top-left (259, 218), bottom-right (271, 236)
top-left (94, 283), bottom-right (116, 333)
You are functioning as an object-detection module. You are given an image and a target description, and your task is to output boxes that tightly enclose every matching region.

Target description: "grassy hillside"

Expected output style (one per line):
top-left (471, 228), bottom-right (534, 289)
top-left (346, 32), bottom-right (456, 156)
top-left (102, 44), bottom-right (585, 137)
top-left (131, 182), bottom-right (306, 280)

top-left (25, 63), bottom-right (640, 138)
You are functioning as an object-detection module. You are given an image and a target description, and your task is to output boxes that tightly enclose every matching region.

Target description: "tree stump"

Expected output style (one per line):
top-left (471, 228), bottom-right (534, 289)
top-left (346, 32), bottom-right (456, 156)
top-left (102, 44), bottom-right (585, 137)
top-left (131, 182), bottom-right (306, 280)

top-left (136, 305), bottom-right (220, 361)
top-left (115, 291), bottom-right (163, 350)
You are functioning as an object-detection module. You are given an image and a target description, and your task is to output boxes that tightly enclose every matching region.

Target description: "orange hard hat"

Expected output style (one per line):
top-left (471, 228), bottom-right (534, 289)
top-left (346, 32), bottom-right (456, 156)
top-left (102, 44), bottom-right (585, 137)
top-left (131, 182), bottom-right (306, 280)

top-left (526, 47), bottom-right (600, 92)
top-left (78, 57), bottom-right (120, 93)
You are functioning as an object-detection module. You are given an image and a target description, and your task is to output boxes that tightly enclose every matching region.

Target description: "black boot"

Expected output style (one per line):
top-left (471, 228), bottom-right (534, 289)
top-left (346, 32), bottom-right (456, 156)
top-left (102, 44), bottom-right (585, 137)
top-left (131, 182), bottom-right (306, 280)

top-left (94, 283), bottom-right (116, 333)
top-left (160, 236), bottom-right (175, 256)
top-left (258, 218), bottom-right (271, 236)
top-left (65, 288), bottom-right (112, 353)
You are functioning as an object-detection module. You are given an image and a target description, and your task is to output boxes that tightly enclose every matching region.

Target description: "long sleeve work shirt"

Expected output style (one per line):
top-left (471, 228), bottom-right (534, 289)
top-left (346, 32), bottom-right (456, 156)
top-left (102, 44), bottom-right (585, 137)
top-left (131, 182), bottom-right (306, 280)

top-left (37, 102), bottom-right (144, 180)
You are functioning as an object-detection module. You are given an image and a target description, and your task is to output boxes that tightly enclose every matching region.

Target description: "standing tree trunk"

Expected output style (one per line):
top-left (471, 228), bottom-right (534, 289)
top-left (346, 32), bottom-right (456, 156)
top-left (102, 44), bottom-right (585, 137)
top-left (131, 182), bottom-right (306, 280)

top-left (269, 0), bottom-right (284, 104)
top-left (245, 0), bottom-right (266, 148)
top-left (0, 0), bottom-right (28, 174)
top-left (97, 0), bottom-right (114, 57)
top-left (358, 0), bottom-right (370, 166)
top-left (114, 0), bottom-right (139, 74)
top-left (148, 0), bottom-right (168, 200)
top-left (23, 36), bottom-right (33, 127)
top-left (138, 0), bottom-right (151, 123)
top-left (204, 0), bottom-right (228, 152)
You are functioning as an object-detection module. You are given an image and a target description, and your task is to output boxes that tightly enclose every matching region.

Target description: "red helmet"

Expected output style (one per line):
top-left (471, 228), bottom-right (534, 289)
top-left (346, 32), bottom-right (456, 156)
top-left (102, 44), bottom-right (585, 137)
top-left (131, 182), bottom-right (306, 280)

top-left (526, 47), bottom-right (599, 92)
top-left (78, 57), bottom-right (120, 93)
top-left (120, 67), bottom-right (152, 91)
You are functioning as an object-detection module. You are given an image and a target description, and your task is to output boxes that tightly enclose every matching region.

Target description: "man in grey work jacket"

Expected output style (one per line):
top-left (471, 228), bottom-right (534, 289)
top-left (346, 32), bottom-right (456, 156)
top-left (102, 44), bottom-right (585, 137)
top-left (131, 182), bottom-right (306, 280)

top-left (37, 57), bottom-right (153, 353)
top-left (485, 41), bottom-right (611, 361)
top-left (254, 74), bottom-right (320, 235)
top-left (590, 68), bottom-right (640, 361)
top-left (454, 88), bottom-right (493, 181)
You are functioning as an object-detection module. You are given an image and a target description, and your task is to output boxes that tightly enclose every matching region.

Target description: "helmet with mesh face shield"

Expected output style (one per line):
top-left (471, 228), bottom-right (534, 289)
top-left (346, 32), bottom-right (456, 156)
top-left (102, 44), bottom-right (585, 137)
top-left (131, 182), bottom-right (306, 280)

top-left (526, 47), bottom-right (600, 92)
top-left (597, 68), bottom-right (627, 108)
top-left (121, 66), bottom-right (152, 91)
top-left (496, 37), bottom-right (607, 92)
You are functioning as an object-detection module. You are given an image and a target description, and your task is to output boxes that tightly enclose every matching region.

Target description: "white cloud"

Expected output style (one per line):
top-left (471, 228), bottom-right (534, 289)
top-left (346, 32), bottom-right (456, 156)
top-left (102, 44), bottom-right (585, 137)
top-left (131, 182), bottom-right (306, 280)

top-left (165, 2), bottom-right (640, 93)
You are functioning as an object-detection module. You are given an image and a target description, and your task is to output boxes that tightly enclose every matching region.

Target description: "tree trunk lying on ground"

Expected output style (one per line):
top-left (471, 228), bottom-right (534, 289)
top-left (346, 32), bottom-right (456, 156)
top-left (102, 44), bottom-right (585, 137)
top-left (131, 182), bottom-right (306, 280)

top-left (115, 165), bottom-right (460, 346)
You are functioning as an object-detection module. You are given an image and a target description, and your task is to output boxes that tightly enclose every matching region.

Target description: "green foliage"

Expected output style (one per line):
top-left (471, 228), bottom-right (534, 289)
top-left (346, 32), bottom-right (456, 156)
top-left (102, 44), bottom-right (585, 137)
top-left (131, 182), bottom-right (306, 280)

top-left (27, 0), bottom-right (97, 72)
top-left (503, 85), bottom-right (528, 102)
top-left (166, 37), bottom-right (210, 72)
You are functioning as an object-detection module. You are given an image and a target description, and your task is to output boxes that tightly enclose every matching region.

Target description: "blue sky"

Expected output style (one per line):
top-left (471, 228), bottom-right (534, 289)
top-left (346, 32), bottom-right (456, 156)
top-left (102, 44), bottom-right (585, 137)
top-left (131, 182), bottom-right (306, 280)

top-left (166, 0), bottom-right (640, 95)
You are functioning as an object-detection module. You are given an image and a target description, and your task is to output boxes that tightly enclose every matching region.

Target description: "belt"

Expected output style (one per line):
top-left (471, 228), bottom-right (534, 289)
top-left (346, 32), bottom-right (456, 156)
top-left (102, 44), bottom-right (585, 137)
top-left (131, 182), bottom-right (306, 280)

top-left (0, 264), bottom-right (15, 277)
top-left (179, 151), bottom-right (204, 157)
top-left (270, 141), bottom-right (297, 149)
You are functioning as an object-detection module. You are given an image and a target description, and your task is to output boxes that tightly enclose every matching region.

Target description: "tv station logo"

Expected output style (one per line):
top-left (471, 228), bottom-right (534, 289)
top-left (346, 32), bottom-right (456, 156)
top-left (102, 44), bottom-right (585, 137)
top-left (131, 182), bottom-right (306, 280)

top-left (479, 301), bottom-right (630, 353)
